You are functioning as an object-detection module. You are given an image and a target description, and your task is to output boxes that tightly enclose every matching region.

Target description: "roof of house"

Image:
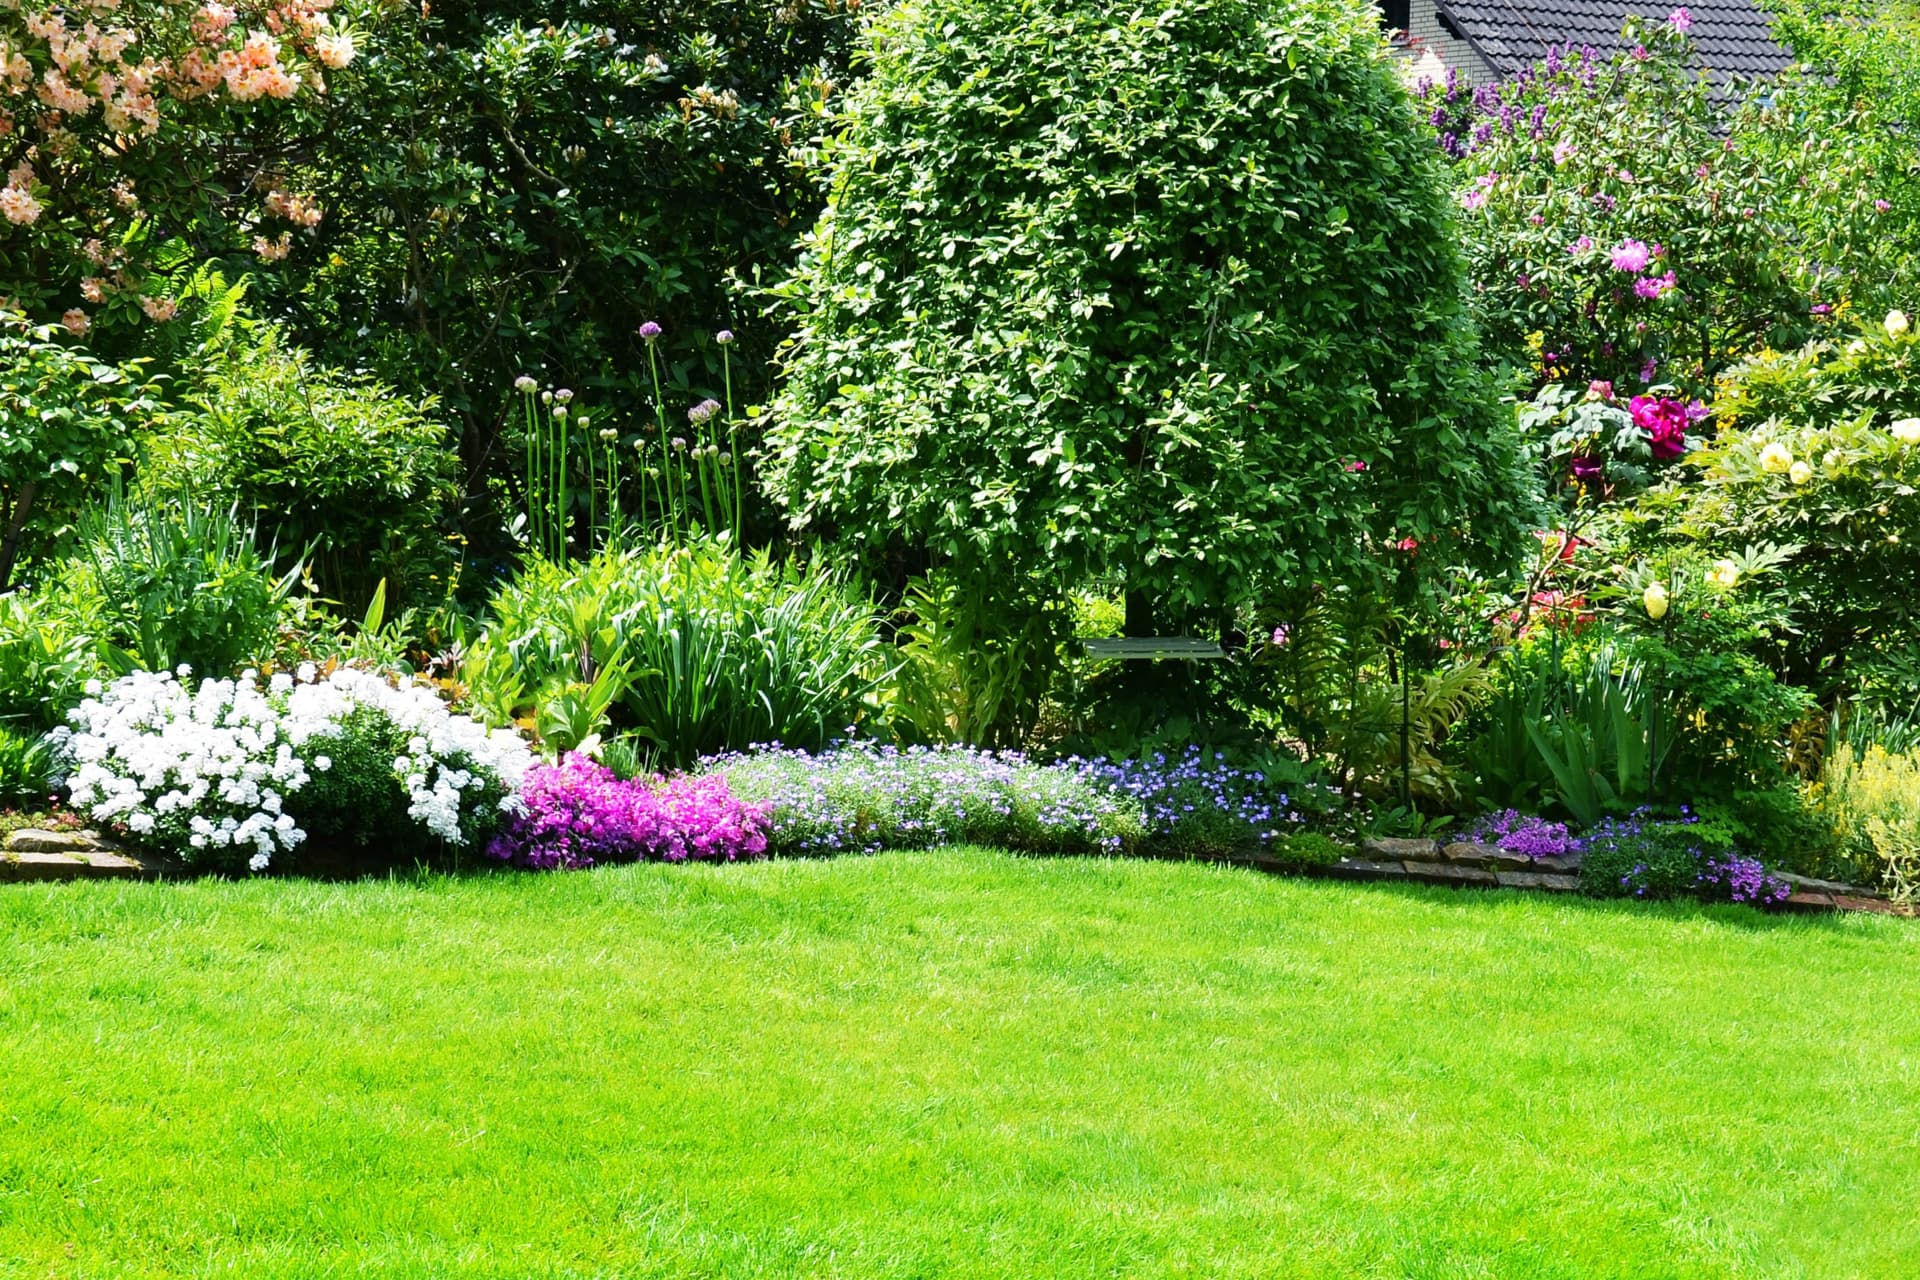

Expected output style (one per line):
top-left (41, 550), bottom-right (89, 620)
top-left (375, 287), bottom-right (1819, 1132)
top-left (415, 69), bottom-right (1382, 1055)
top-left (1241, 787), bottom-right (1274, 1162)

top-left (1434, 1), bottom-right (1793, 83)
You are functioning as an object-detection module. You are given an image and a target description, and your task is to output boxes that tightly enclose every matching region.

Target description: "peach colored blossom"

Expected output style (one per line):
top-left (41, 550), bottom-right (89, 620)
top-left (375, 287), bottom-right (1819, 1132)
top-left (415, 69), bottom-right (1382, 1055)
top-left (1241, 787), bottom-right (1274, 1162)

top-left (139, 294), bottom-right (176, 322)
top-left (80, 276), bottom-right (105, 302)
top-left (61, 307), bottom-right (89, 336)
top-left (0, 185), bottom-right (42, 225)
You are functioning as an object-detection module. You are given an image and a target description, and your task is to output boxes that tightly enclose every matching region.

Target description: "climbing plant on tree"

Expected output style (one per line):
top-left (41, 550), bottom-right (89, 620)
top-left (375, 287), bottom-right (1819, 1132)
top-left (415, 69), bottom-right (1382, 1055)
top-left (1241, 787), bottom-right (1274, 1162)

top-left (763, 0), bottom-right (1533, 632)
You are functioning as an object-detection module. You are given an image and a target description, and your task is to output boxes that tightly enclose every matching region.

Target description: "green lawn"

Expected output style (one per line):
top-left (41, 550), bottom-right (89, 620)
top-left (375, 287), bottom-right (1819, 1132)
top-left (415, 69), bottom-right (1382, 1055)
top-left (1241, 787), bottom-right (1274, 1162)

top-left (2, 851), bottom-right (1917, 1279)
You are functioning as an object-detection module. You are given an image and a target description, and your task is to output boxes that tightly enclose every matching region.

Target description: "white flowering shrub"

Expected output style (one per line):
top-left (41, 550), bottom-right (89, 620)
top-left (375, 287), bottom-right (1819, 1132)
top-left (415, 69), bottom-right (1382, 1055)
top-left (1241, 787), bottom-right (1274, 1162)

top-left (64, 666), bottom-right (532, 872)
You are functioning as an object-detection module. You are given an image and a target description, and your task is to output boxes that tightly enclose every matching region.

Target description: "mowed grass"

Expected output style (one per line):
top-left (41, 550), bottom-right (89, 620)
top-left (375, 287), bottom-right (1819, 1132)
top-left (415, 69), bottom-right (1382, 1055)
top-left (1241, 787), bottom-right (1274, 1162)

top-left (2, 851), bottom-right (1918, 1279)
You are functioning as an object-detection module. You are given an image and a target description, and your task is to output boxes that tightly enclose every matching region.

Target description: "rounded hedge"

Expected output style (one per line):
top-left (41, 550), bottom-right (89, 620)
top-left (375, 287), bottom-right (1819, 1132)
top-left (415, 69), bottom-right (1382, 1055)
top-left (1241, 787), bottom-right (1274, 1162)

top-left (764, 0), bottom-right (1531, 620)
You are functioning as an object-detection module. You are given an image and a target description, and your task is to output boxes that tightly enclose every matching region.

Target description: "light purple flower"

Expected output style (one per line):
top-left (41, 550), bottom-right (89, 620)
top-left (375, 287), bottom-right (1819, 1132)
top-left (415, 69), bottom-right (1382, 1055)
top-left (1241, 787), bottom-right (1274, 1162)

top-left (1668, 7), bottom-right (1692, 32)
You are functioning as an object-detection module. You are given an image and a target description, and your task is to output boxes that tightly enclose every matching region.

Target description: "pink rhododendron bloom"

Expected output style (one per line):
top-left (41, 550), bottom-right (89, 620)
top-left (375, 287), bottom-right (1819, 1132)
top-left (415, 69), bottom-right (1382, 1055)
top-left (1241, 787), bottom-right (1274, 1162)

top-left (1633, 270), bottom-right (1678, 300)
top-left (1669, 7), bottom-right (1693, 32)
top-left (1611, 239), bottom-right (1651, 273)
top-left (60, 307), bottom-right (89, 336)
top-left (1586, 380), bottom-right (1614, 401)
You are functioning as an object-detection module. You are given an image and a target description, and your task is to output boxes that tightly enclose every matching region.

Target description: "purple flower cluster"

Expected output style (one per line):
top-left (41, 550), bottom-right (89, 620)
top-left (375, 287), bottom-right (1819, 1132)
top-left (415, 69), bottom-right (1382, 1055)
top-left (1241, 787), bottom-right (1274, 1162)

top-left (486, 754), bottom-right (768, 870)
top-left (1461, 809), bottom-right (1585, 857)
top-left (1067, 746), bottom-right (1317, 849)
top-left (1697, 852), bottom-right (1793, 906)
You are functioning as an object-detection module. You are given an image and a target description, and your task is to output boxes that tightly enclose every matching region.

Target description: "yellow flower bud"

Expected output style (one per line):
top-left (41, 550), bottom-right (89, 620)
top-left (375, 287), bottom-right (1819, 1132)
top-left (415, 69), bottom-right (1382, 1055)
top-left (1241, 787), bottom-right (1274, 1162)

top-left (1759, 442), bottom-right (1794, 474)
top-left (1790, 460), bottom-right (1813, 485)
top-left (1643, 581), bottom-right (1670, 620)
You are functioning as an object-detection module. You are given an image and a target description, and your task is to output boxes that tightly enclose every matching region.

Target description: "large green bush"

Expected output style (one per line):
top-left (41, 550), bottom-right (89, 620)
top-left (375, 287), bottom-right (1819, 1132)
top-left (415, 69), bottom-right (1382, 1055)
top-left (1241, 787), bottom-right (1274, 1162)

top-left (764, 0), bottom-right (1531, 626)
top-left (142, 323), bottom-right (460, 613)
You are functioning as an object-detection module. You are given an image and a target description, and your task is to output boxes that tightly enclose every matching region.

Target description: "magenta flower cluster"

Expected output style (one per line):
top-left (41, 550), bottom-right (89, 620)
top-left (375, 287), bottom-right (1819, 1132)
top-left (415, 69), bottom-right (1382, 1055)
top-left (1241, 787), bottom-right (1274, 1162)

top-left (486, 754), bottom-right (768, 870)
top-left (1628, 394), bottom-right (1702, 461)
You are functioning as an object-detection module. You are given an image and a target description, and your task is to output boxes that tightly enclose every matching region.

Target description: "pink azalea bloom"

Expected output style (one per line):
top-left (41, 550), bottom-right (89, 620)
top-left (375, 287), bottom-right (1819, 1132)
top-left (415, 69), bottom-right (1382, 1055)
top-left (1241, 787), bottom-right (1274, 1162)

top-left (1669, 7), bottom-right (1693, 32)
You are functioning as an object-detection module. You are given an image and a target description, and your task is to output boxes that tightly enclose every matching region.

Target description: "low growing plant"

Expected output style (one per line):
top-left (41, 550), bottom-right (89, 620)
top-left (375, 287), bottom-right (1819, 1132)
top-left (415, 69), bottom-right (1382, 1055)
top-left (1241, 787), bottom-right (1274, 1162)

top-left (62, 667), bottom-right (532, 873)
top-left (1577, 813), bottom-right (1789, 906)
top-left (705, 742), bottom-right (1147, 858)
top-left (486, 754), bottom-right (768, 871)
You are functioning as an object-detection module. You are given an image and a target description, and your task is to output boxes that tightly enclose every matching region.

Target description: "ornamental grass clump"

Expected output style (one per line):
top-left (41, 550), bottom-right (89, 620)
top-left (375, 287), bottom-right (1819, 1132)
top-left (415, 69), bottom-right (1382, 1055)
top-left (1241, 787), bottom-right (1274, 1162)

top-left (705, 743), bottom-right (1147, 858)
top-left (485, 754), bottom-right (768, 871)
top-left (62, 666), bottom-right (532, 873)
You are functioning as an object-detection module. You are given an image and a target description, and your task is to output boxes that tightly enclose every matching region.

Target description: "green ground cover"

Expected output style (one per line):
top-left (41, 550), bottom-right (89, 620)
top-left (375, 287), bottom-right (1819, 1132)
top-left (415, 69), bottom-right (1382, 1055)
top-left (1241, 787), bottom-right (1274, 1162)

top-left (2, 850), bottom-right (1916, 1279)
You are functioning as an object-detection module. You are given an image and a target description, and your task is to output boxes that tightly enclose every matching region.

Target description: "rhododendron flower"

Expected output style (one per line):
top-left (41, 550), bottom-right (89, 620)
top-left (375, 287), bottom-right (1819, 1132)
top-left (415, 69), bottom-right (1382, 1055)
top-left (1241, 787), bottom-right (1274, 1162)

top-left (1567, 235), bottom-right (1593, 256)
top-left (0, 185), bottom-right (41, 225)
top-left (1669, 7), bottom-right (1693, 32)
top-left (1892, 418), bottom-right (1920, 443)
top-left (60, 308), bottom-right (89, 336)
top-left (140, 295), bottom-right (177, 323)
top-left (1611, 239), bottom-right (1651, 273)
top-left (315, 32), bottom-right (356, 69)
top-left (1634, 270), bottom-right (1678, 301)
top-left (1553, 139), bottom-right (1575, 165)
top-left (1640, 356), bottom-right (1659, 384)
top-left (1759, 442), bottom-right (1794, 474)
top-left (1876, 199), bottom-right (1892, 213)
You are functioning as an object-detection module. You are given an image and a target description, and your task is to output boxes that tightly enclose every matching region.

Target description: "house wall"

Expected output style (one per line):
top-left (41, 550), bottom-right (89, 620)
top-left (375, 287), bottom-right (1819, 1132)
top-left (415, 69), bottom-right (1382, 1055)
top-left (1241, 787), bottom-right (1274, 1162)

top-left (1402, 4), bottom-right (1497, 87)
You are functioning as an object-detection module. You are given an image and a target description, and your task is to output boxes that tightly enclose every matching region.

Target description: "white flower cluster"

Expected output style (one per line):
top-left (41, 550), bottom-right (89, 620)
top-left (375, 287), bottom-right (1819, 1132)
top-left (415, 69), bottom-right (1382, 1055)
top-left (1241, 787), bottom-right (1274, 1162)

top-left (281, 666), bottom-right (532, 845)
top-left (65, 666), bottom-right (533, 871)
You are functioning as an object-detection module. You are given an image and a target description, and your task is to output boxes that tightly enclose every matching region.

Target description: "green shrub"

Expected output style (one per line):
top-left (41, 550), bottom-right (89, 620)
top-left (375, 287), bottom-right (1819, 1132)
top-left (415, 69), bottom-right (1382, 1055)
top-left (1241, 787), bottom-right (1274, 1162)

top-left (143, 324), bottom-right (460, 614)
top-left (1270, 832), bottom-right (1345, 870)
top-left (67, 494), bottom-right (299, 680)
top-left (0, 592), bottom-right (111, 733)
top-left (1633, 313), bottom-right (1920, 707)
top-left (0, 318), bottom-right (159, 590)
top-left (1818, 743), bottom-right (1920, 902)
top-left (0, 725), bottom-right (52, 809)
top-left (272, 0), bottom-right (859, 504)
top-left (765, 0), bottom-right (1530, 626)
top-left (465, 539), bottom-right (886, 768)
top-left (888, 571), bottom-right (1068, 750)
top-left (1696, 785), bottom-right (1857, 884)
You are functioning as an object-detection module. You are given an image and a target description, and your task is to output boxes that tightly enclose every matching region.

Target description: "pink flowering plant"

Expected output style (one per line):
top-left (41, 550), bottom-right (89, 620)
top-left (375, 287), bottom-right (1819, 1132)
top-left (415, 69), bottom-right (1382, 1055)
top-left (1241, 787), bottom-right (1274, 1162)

top-left (0, 0), bottom-right (358, 326)
top-left (485, 753), bottom-right (768, 871)
top-left (1420, 13), bottom-right (1901, 394)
